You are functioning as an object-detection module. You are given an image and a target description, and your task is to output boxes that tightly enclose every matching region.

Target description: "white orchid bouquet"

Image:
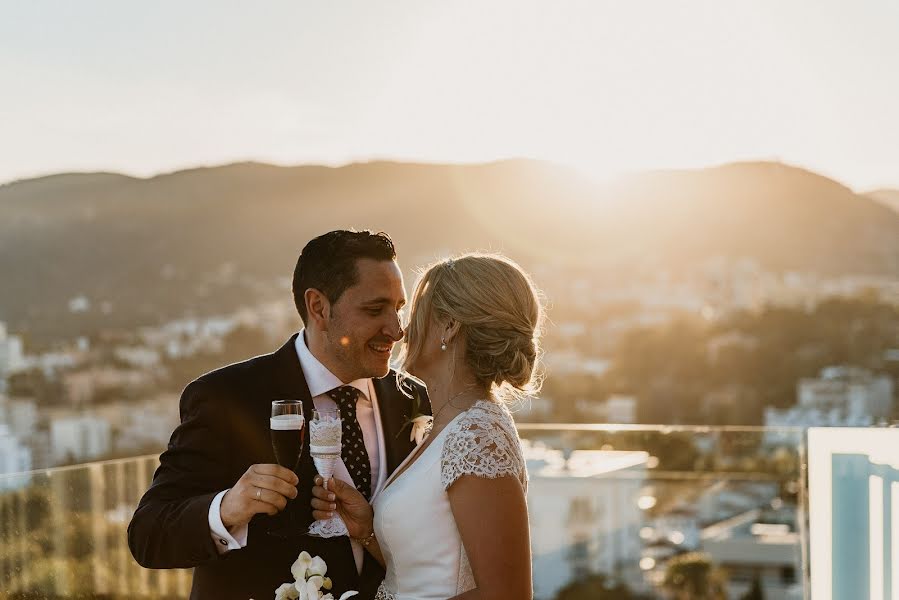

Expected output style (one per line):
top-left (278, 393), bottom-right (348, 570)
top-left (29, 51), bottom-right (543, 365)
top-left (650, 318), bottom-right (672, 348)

top-left (274, 551), bottom-right (359, 600)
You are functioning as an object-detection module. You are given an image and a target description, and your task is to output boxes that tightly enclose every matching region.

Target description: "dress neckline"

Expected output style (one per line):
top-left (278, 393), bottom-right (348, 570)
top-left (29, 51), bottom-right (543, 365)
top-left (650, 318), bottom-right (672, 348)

top-left (380, 400), bottom-right (493, 494)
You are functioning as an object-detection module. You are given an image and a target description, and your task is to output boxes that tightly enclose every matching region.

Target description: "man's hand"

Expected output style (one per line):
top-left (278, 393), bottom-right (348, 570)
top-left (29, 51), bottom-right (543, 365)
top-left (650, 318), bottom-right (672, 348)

top-left (311, 475), bottom-right (374, 539)
top-left (220, 464), bottom-right (298, 530)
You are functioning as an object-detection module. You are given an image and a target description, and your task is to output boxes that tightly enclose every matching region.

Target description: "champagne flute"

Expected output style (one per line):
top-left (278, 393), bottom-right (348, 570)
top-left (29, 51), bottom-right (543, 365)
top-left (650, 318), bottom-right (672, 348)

top-left (269, 399), bottom-right (304, 537)
top-left (307, 408), bottom-right (349, 537)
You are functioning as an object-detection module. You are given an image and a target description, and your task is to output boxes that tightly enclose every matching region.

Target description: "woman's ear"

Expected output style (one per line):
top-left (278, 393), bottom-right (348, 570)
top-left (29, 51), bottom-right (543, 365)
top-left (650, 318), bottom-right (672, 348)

top-left (443, 318), bottom-right (462, 344)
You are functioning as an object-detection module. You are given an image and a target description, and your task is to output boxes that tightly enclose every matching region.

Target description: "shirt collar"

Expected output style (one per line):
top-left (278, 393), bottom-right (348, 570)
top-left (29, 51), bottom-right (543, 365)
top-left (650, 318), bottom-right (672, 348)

top-left (294, 329), bottom-right (369, 400)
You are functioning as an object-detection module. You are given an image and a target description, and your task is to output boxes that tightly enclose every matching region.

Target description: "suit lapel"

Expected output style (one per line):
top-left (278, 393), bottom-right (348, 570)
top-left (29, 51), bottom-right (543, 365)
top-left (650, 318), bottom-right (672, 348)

top-left (269, 335), bottom-right (318, 524)
top-left (373, 372), bottom-right (431, 475)
top-left (229, 335), bottom-right (314, 464)
top-left (271, 333), bottom-right (314, 407)
top-left (245, 335), bottom-right (361, 591)
top-left (270, 333), bottom-right (316, 461)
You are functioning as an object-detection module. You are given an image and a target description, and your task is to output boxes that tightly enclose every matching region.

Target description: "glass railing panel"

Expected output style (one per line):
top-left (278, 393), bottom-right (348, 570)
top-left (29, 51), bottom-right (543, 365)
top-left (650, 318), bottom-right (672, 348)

top-left (517, 425), bottom-right (805, 600)
top-left (0, 425), bottom-right (807, 599)
top-left (0, 457), bottom-right (191, 599)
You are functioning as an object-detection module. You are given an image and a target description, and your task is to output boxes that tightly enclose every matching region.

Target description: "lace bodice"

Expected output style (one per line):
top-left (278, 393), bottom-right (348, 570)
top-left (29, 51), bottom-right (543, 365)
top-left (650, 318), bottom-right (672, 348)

top-left (440, 401), bottom-right (528, 492)
top-left (372, 400), bottom-right (527, 600)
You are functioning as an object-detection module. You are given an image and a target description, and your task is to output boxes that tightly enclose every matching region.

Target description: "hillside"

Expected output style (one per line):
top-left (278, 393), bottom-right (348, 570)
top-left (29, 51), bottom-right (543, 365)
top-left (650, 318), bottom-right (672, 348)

top-left (867, 189), bottom-right (899, 214)
top-left (2, 159), bottom-right (898, 342)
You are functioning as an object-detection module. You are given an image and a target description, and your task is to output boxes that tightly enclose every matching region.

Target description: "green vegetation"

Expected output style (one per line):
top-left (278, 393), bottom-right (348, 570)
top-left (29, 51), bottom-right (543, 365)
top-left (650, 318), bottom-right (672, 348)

top-left (662, 552), bottom-right (728, 600)
top-left (0, 466), bottom-right (190, 599)
top-left (554, 573), bottom-right (639, 600)
top-left (554, 297), bottom-right (899, 425)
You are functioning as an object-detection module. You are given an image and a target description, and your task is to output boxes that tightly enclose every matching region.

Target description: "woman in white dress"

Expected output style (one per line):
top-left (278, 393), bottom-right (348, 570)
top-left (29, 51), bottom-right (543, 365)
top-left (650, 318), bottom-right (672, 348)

top-left (311, 253), bottom-right (544, 600)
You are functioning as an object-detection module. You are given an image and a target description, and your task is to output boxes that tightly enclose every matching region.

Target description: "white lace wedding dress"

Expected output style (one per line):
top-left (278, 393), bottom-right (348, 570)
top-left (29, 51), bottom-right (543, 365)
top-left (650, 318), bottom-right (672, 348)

top-left (373, 400), bottom-right (528, 600)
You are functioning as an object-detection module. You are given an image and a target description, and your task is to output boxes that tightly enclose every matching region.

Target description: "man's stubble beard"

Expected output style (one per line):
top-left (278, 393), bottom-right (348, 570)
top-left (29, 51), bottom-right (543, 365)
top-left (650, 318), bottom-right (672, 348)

top-left (324, 315), bottom-right (369, 381)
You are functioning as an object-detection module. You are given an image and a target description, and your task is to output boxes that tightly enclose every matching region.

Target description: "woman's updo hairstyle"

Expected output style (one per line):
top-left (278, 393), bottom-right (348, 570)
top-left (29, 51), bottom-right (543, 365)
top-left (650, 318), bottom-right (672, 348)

top-left (401, 253), bottom-right (544, 402)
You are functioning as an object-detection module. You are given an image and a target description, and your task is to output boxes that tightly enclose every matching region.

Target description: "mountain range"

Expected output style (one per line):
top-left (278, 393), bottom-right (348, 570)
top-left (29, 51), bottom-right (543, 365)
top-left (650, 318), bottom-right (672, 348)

top-left (868, 189), bottom-right (899, 214)
top-left (2, 159), bottom-right (897, 343)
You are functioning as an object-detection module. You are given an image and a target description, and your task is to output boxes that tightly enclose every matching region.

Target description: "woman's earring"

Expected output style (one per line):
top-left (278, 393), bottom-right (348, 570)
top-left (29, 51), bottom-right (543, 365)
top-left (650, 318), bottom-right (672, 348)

top-left (440, 338), bottom-right (447, 351)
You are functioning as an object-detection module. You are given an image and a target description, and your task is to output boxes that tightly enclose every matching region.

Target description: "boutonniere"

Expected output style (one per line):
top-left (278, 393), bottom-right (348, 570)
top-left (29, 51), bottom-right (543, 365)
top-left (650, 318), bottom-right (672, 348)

top-left (397, 386), bottom-right (432, 446)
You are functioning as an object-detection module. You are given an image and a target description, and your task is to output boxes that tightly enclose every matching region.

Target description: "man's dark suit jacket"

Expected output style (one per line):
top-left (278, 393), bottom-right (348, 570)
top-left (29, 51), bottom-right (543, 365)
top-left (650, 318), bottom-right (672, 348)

top-left (128, 334), bottom-right (429, 600)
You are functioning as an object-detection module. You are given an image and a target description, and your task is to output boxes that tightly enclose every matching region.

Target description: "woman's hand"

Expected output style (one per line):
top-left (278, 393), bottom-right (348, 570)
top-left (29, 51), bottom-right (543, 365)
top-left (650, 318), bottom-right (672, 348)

top-left (311, 475), bottom-right (374, 539)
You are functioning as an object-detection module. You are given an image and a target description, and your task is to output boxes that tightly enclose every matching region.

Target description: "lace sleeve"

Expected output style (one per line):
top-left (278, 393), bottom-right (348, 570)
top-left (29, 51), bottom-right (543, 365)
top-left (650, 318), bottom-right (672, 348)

top-left (440, 404), bottom-right (527, 491)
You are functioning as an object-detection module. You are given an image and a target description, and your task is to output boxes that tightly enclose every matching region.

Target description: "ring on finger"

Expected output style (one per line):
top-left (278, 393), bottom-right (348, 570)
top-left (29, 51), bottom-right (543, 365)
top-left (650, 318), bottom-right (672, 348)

top-left (255, 487), bottom-right (262, 501)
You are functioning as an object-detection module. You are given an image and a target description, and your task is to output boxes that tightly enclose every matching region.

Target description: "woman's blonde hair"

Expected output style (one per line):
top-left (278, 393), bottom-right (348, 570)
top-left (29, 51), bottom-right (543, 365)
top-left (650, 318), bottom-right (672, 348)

top-left (400, 253), bottom-right (544, 402)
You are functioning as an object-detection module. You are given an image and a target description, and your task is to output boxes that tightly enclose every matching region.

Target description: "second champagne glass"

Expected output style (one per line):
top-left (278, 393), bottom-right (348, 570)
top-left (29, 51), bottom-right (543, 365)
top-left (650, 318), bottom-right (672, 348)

top-left (307, 408), bottom-right (349, 537)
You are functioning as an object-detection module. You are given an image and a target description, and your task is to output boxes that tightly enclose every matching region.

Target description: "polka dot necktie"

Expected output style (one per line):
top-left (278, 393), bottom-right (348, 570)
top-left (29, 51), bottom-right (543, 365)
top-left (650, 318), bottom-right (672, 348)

top-left (327, 385), bottom-right (372, 500)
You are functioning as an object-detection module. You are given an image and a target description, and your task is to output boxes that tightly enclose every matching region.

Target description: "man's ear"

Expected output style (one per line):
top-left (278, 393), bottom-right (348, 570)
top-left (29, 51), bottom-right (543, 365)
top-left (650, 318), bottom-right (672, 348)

top-left (305, 288), bottom-right (331, 330)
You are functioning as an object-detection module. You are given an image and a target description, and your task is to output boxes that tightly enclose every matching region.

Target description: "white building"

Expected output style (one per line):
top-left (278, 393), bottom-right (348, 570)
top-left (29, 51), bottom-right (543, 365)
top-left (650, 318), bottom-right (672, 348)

top-left (605, 395), bottom-right (637, 424)
top-left (572, 395), bottom-right (637, 423)
top-left (542, 350), bottom-right (611, 378)
top-left (138, 314), bottom-right (238, 359)
top-left (63, 367), bottom-right (153, 405)
top-left (23, 351), bottom-right (79, 378)
top-left (0, 322), bottom-right (26, 378)
top-left (112, 402), bottom-right (179, 453)
top-left (765, 366), bottom-right (893, 446)
top-left (515, 395), bottom-right (554, 421)
top-left (526, 442), bottom-right (648, 599)
top-left (113, 346), bottom-right (161, 369)
top-left (645, 508), bottom-right (702, 551)
top-left (765, 406), bottom-right (874, 446)
top-left (701, 509), bottom-right (802, 600)
top-left (0, 424), bottom-right (32, 490)
top-left (694, 480), bottom-right (780, 525)
top-left (798, 366), bottom-right (893, 418)
top-left (50, 415), bottom-right (111, 465)
top-left (0, 395), bottom-right (38, 436)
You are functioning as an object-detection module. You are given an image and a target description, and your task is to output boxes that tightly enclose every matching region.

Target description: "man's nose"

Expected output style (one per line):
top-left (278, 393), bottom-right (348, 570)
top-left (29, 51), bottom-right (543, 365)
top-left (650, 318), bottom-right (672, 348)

top-left (385, 312), bottom-right (404, 341)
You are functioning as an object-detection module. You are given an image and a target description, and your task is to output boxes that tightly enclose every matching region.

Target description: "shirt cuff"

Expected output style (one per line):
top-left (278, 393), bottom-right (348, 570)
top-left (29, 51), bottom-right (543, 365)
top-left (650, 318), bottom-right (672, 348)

top-left (208, 488), bottom-right (248, 553)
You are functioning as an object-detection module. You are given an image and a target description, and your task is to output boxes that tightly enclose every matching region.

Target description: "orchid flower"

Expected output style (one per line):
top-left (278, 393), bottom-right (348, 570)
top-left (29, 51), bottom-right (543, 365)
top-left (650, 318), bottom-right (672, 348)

top-left (275, 582), bottom-right (299, 600)
top-left (410, 415), bottom-right (433, 446)
top-left (279, 552), bottom-right (357, 600)
top-left (308, 555), bottom-right (328, 577)
top-left (290, 551), bottom-right (313, 581)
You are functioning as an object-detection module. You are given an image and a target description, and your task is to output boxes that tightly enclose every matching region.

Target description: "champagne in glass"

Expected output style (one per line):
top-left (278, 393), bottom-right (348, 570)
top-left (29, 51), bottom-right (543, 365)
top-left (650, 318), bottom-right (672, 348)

top-left (307, 408), bottom-right (348, 537)
top-left (269, 400), bottom-right (304, 537)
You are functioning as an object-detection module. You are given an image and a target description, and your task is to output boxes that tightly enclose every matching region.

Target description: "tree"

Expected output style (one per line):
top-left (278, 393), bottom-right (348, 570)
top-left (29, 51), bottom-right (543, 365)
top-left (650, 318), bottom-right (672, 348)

top-left (662, 552), bottom-right (728, 599)
top-left (554, 573), bottom-right (636, 600)
top-left (740, 575), bottom-right (765, 600)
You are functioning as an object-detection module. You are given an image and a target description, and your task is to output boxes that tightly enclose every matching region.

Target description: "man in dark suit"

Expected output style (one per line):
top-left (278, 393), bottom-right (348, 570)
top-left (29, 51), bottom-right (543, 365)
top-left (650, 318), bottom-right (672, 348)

top-left (128, 230), bottom-right (429, 600)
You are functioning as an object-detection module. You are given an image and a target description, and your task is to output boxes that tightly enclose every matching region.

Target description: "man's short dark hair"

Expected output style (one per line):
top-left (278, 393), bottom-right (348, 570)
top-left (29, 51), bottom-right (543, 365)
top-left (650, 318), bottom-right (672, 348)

top-left (292, 230), bottom-right (397, 323)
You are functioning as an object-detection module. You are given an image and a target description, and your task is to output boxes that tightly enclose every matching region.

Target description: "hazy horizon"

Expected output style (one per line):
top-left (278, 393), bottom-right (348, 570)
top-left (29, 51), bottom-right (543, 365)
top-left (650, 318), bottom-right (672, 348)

top-left (3, 1), bottom-right (899, 190)
top-left (2, 156), bottom-right (890, 195)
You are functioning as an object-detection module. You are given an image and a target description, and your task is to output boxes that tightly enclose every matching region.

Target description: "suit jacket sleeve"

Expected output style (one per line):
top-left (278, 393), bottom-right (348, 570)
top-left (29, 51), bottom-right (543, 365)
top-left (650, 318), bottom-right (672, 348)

top-left (128, 379), bottom-right (235, 568)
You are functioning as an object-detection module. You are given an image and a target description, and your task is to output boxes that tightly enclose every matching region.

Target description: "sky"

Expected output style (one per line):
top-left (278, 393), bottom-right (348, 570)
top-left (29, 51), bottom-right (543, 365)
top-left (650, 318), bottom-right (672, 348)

top-left (2, 0), bottom-right (898, 190)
